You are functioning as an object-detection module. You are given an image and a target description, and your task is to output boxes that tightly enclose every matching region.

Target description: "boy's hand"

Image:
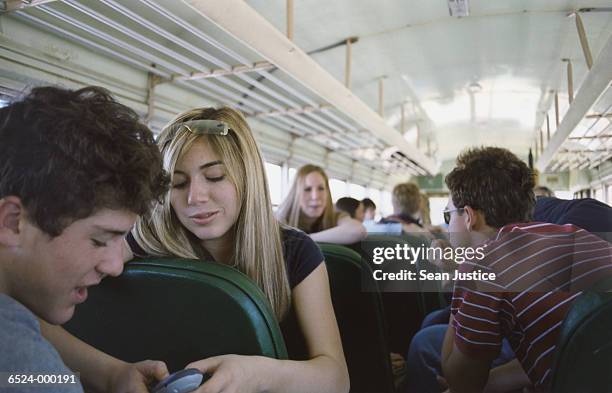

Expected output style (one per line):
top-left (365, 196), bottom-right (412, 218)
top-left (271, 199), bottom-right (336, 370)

top-left (108, 360), bottom-right (169, 393)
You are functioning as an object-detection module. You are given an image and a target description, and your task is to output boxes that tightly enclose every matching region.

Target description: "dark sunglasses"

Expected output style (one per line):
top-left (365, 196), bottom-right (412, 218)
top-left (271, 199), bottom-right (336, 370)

top-left (443, 207), bottom-right (465, 225)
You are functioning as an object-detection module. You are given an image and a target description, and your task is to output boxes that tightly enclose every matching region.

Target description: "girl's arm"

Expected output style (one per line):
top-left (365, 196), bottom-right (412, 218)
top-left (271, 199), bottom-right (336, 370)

top-left (188, 263), bottom-right (350, 393)
top-left (309, 215), bottom-right (366, 244)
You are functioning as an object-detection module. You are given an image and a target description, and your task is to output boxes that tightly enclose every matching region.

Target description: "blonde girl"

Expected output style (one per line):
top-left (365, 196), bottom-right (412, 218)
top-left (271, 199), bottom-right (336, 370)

top-left (42, 108), bottom-right (349, 393)
top-left (277, 165), bottom-right (366, 244)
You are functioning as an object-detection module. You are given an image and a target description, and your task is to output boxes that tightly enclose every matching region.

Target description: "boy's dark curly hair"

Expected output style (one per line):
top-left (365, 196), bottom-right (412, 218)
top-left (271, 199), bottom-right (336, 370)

top-left (0, 86), bottom-right (169, 237)
top-left (445, 147), bottom-right (535, 228)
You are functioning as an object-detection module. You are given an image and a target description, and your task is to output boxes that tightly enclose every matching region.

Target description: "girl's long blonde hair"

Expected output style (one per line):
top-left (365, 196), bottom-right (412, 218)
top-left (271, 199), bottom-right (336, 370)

top-left (277, 164), bottom-right (338, 233)
top-left (133, 107), bottom-right (290, 319)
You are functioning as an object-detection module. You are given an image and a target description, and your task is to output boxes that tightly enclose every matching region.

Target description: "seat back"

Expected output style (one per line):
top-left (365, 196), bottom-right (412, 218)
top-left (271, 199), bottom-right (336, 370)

top-left (551, 278), bottom-right (612, 393)
top-left (415, 258), bottom-right (450, 316)
top-left (359, 235), bottom-right (428, 354)
top-left (65, 258), bottom-right (287, 371)
top-left (318, 243), bottom-right (395, 393)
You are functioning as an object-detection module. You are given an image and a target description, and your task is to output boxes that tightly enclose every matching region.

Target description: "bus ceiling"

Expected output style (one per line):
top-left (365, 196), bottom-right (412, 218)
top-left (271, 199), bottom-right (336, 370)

top-left (0, 0), bottom-right (611, 185)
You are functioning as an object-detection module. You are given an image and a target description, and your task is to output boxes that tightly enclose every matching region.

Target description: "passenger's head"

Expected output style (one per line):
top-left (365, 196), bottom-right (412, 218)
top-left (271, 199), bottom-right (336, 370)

top-left (419, 193), bottom-right (431, 225)
top-left (0, 86), bottom-right (167, 324)
top-left (534, 185), bottom-right (554, 198)
top-left (277, 164), bottom-right (336, 232)
top-left (361, 198), bottom-right (376, 220)
top-left (444, 147), bottom-right (535, 247)
top-left (335, 197), bottom-right (364, 221)
top-left (134, 107), bottom-right (290, 318)
top-left (392, 182), bottom-right (421, 217)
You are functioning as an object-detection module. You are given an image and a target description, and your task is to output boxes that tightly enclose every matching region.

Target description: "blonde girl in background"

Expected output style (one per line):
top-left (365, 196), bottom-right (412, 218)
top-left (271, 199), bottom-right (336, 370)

top-left (277, 165), bottom-right (366, 245)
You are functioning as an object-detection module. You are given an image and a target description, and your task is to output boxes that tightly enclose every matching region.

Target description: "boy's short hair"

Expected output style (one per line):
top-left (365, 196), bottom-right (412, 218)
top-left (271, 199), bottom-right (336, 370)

top-left (445, 147), bottom-right (535, 228)
top-left (361, 198), bottom-right (376, 210)
top-left (392, 182), bottom-right (421, 215)
top-left (534, 185), bottom-right (555, 198)
top-left (335, 197), bottom-right (361, 218)
top-left (0, 86), bottom-right (168, 237)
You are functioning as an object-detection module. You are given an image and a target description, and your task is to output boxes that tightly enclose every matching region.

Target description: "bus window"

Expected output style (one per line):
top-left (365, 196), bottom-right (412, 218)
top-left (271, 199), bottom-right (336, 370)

top-left (429, 197), bottom-right (449, 227)
top-left (348, 183), bottom-right (366, 200)
top-left (264, 162), bottom-right (282, 207)
top-left (380, 191), bottom-right (393, 217)
top-left (329, 178), bottom-right (348, 202)
top-left (593, 187), bottom-right (604, 203)
top-left (283, 167), bottom-right (297, 190)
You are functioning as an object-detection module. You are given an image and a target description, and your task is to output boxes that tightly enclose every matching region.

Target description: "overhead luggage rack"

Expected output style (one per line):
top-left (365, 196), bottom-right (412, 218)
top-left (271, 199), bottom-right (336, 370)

top-left (547, 84), bottom-right (612, 172)
top-left (537, 22), bottom-right (612, 173)
top-left (5, 0), bottom-right (436, 179)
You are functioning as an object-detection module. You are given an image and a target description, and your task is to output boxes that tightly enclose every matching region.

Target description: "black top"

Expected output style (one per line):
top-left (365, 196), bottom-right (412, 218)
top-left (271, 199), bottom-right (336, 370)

top-left (281, 227), bottom-right (325, 288)
top-left (534, 197), bottom-right (612, 242)
top-left (379, 213), bottom-right (422, 227)
top-left (126, 227), bottom-right (323, 289)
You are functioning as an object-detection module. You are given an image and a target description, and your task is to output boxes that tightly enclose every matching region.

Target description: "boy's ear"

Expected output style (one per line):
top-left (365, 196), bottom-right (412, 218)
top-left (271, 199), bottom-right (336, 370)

top-left (0, 196), bottom-right (24, 247)
top-left (463, 205), bottom-right (482, 231)
top-left (464, 205), bottom-right (488, 231)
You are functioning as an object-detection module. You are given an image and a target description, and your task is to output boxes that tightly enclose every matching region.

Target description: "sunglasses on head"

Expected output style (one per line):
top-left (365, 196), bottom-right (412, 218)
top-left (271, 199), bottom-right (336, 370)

top-left (166, 119), bottom-right (230, 136)
top-left (160, 119), bottom-right (230, 148)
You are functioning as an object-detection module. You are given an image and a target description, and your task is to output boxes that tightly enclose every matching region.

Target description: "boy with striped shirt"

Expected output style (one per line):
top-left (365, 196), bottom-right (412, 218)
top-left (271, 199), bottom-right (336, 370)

top-left (440, 147), bottom-right (612, 392)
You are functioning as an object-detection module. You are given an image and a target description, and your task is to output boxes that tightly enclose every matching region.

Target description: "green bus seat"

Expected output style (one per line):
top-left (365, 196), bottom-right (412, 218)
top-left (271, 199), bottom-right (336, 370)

top-left (415, 258), bottom-right (449, 317)
top-left (64, 258), bottom-right (287, 372)
top-left (318, 243), bottom-right (395, 393)
top-left (358, 235), bottom-right (430, 354)
top-left (551, 277), bottom-right (612, 393)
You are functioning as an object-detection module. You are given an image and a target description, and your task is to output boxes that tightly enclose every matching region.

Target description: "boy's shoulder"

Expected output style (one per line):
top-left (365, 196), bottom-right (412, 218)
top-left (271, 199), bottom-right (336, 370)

top-left (0, 293), bottom-right (40, 339)
top-left (0, 295), bottom-right (83, 392)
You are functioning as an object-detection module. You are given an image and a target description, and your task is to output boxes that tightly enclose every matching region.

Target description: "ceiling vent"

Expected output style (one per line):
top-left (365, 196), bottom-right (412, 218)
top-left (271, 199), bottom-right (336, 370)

top-left (448, 0), bottom-right (469, 17)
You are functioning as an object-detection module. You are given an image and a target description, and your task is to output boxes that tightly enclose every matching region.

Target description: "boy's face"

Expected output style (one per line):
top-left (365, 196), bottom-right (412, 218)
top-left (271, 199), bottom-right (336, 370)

top-left (446, 198), bottom-right (471, 248)
top-left (12, 208), bottom-right (136, 324)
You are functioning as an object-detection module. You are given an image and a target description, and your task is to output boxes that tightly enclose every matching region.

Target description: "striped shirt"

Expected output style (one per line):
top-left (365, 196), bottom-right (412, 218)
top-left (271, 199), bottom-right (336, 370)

top-left (451, 222), bottom-right (612, 388)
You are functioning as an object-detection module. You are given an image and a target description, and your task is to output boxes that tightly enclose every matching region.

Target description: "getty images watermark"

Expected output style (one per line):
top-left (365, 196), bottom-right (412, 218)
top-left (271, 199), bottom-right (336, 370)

top-left (358, 231), bottom-right (612, 293)
top-left (355, 236), bottom-right (501, 292)
top-left (369, 243), bottom-right (495, 282)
